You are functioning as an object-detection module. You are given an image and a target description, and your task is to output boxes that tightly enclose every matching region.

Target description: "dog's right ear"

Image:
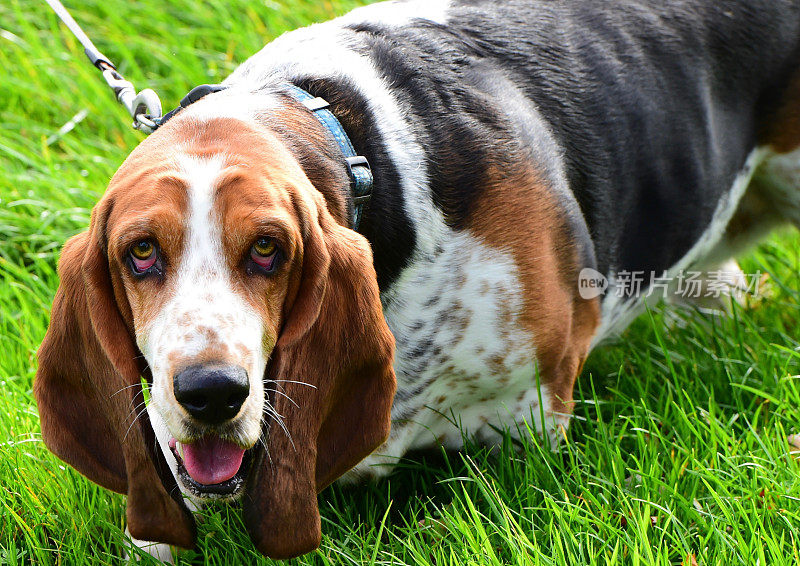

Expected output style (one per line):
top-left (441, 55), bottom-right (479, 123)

top-left (34, 209), bottom-right (196, 548)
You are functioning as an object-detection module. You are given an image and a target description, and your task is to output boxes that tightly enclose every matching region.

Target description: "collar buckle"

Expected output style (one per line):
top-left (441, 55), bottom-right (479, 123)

top-left (288, 85), bottom-right (373, 231)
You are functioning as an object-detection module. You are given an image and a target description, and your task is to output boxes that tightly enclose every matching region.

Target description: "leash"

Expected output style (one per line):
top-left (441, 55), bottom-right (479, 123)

top-left (44, 0), bottom-right (163, 133)
top-left (44, 1), bottom-right (372, 229)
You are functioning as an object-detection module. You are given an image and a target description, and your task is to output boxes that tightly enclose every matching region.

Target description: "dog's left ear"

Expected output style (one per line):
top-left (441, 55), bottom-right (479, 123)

top-left (243, 199), bottom-right (396, 559)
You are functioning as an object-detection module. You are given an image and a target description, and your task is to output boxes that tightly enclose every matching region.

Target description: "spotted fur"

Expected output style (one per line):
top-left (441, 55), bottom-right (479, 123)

top-left (140, 155), bottom-right (266, 450)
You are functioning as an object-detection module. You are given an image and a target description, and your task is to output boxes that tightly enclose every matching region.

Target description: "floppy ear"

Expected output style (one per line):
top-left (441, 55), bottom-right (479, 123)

top-left (243, 208), bottom-right (396, 559)
top-left (34, 205), bottom-right (196, 548)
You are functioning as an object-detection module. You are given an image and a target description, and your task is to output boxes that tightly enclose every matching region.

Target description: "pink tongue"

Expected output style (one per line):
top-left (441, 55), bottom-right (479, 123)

top-left (182, 436), bottom-right (246, 485)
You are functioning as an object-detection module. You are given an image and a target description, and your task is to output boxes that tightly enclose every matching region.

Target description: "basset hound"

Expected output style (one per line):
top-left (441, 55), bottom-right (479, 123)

top-left (35, 0), bottom-right (800, 560)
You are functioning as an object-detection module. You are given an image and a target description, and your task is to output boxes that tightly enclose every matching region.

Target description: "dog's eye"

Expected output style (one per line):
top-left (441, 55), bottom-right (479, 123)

top-left (253, 238), bottom-right (277, 257)
top-left (250, 237), bottom-right (278, 271)
top-left (130, 240), bottom-right (157, 272)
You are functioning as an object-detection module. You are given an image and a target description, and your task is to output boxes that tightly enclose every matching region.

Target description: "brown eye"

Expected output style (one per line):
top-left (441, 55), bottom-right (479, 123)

top-left (131, 240), bottom-right (154, 260)
top-left (130, 240), bottom-right (157, 272)
top-left (250, 237), bottom-right (278, 271)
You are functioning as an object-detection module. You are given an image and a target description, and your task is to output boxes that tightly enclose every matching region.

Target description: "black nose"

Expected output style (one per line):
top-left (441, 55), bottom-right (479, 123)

top-left (173, 364), bottom-right (249, 425)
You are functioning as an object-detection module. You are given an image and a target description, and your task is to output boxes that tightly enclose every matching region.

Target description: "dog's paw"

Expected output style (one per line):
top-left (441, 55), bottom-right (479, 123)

top-left (124, 527), bottom-right (174, 564)
top-left (667, 259), bottom-right (750, 314)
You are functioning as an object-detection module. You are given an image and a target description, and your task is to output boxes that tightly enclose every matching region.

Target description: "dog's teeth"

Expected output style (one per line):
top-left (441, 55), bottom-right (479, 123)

top-left (176, 442), bottom-right (184, 460)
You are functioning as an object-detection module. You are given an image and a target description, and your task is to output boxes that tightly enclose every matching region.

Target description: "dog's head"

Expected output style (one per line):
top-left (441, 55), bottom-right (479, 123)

top-left (34, 102), bottom-right (396, 558)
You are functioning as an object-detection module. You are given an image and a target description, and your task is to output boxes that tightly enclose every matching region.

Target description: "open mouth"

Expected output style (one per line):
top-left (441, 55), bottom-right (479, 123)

top-left (169, 436), bottom-right (254, 498)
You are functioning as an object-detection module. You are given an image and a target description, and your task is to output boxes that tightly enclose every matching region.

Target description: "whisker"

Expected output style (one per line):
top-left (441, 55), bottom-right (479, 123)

top-left (124, 400), bottom-right (148, 422)
top-left (270, 389), bottom-right (300, 409)
top-left (263, 409), bottom-right (285, 427)
top-left (259, 430), bottom-right (275, 474)
top-left (266, 379), bottom-right (317, 389)
top-left (258, 418), bottom-right (275, 474)
top-left (263, 405), bottom-right (285, 421)
top-left (263, 407), bottom-right (295, 452)
top-left (110, 383), bottom-right (144, 398)
top-left (266, 381), bottom-right (304, 408)
top-left (123, 404), bottom-right (150, 442)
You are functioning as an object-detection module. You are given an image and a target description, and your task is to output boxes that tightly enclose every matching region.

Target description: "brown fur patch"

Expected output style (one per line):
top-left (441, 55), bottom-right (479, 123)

top-left (466, 163), bottom-right (600, 418)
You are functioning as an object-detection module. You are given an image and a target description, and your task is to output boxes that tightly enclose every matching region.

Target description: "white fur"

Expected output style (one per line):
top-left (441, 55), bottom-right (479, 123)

top-left (125, 526), bottom-right (174, 563)
top-left (138, 155), bottom-right (265, 450)
top-left (337, 0), bottom-right (451, 28)
top-left (350, 233), bottom-right (557, 479)
top-left (173, 91), bottom-right (281, 125)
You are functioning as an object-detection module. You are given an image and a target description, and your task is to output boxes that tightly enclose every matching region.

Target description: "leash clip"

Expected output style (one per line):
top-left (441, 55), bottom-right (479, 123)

top-left (45, 0), bottom-right (164, 134)
top-left (101, 68), bottom-right (163, 134)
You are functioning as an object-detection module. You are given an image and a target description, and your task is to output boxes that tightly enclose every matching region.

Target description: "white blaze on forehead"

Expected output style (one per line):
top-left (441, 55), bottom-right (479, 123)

top-left (183, 154), bottom-right (225, 267)
top-left (139, 154), bottom-right (265, 446)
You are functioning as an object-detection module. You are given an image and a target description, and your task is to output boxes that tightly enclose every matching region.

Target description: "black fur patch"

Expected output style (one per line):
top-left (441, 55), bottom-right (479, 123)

top-left (344, 0), bottom-right (800, 275)
top-left (295, 76), bottom-right (417, 291)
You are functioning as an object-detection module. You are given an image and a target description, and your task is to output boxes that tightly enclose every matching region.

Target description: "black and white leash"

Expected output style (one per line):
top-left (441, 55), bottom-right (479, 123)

top-left (44, 0), bottom-right (163, 133)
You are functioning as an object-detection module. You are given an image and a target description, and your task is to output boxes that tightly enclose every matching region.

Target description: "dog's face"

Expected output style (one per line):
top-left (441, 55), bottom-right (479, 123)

top-left (34, 112), bottom-right (396, 558)
top-left (110, 122), bottom-right (302, 498)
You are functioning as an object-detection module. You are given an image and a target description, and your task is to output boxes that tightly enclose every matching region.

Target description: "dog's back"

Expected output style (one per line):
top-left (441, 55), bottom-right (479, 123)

top-left (447, 0), bottom-right (800, 275)
top-left (232, 0), bottom-right (800, 275)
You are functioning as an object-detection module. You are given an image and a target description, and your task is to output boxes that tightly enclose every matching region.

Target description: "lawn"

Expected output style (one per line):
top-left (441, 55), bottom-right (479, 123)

top-left (3, 0), bottom-right (800, 564)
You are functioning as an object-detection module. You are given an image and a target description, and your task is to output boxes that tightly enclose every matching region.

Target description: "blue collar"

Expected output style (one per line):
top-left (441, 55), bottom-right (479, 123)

top-left (285, 85), bottom-right (373, 231)
top-left (152, 83), bottom-right (373, 231)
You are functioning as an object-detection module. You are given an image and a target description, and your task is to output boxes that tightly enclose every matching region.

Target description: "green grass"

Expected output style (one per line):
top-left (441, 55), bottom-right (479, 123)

top-left (3, 0), bottom-right (800, 563)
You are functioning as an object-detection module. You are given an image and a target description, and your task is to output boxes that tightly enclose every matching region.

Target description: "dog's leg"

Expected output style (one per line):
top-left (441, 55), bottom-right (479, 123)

top-left (754, 147), bottom-right (800, 228)
top-left (756, 60), bottom-right (800, 226)
top-left (666, 259), bottom-right (750, 313)
top-left (668, 151), bottom-right (799, 314)
top-left (696, 147), bottom-right (800, 311)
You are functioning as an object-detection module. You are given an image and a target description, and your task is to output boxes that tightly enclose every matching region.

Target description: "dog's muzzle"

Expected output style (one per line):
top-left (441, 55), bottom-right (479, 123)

top-left (170, 363), bottom-right (255, 497)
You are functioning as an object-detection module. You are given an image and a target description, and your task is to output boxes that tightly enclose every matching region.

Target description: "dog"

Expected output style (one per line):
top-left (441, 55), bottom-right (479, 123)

top-left (35, 0), bottom-right (800, 560)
